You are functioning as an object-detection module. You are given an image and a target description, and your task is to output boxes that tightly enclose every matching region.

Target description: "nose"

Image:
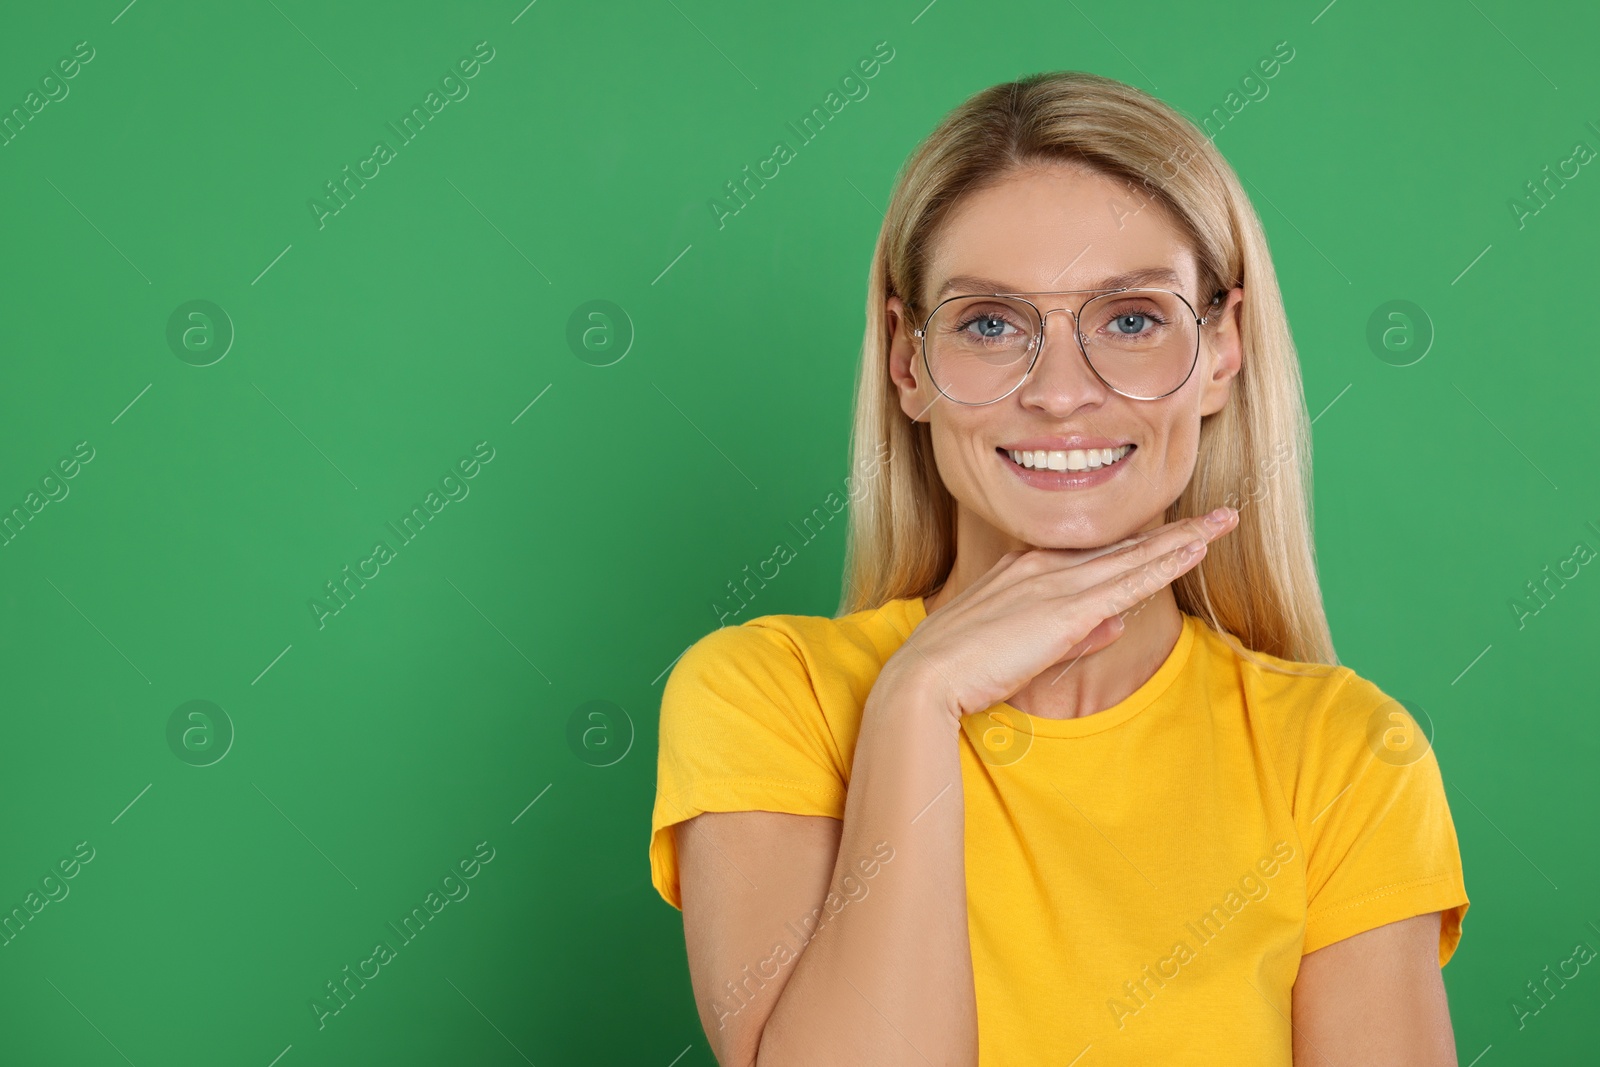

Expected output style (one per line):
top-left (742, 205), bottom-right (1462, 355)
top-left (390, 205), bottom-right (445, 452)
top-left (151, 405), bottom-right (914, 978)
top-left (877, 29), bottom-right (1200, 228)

top-left (1015, 306), bottom-right (1110, 408)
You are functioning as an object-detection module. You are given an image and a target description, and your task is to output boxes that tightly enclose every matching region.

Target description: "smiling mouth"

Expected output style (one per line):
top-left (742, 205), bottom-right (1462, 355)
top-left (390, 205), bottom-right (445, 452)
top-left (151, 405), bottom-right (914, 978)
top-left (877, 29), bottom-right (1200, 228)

top-left (997, 444), bottom-right (1136, 472)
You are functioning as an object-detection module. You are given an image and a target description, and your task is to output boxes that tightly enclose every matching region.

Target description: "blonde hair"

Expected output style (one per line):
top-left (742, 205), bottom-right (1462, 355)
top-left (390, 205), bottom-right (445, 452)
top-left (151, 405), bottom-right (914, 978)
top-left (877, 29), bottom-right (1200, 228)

top-left (837, 70), bottom-right (1336, 667)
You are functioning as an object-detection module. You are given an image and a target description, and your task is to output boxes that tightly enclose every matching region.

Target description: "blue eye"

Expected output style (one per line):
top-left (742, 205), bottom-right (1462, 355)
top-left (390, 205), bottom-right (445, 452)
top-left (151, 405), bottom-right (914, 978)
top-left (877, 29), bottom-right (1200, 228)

top-left (951, 309), bottom-right (1027, 343)
top-left (1091, 301), bottom-right (1173, 344)
top-left (963, 314), bottom-right (1012, 338)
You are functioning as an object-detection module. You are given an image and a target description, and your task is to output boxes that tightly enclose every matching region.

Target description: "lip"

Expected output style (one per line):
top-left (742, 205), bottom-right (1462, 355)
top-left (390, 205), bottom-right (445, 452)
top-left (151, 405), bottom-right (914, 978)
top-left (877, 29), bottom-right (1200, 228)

top-left (995, 443), bottom-right (1136, 490)
top-left (997, 435), bottom-right (1132, 451)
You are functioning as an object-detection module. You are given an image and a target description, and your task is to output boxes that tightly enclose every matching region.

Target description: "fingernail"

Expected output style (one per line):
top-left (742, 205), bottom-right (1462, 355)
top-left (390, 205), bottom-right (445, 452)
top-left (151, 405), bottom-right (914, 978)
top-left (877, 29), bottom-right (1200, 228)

top-left (1203, 507), bottom-right (1233, 528)
top-left (1182, 539), bottom-right (1206, 558)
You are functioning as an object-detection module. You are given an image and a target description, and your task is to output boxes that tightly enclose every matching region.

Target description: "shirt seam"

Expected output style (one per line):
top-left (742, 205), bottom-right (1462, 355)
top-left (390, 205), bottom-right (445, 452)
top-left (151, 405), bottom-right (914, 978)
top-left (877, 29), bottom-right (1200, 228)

top-left (1307, 870), bottom-right (1463, 923)
top-left (671, 774), bottom-right (844, 792)
top-left (715, 618), bottom-right (859, 776)
top-left (655, 776), bottom-right (847, 823)
top-left (1267, 669), bottom-right (1395, 888)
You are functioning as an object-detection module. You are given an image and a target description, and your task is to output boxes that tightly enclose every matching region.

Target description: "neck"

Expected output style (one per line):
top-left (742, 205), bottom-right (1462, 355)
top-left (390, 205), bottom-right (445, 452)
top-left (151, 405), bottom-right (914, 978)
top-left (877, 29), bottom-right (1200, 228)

top-left (923, 526), bottom-right (1185, 721)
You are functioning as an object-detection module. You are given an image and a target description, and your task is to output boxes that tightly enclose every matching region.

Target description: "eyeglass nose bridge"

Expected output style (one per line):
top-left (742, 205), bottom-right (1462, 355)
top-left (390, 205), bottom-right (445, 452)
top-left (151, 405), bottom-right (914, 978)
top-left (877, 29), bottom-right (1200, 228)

top-left (1010, 298), bottom-right (1131, 407)
top-left (1035, 304), bottom-right (1085, 345)
top-left (1023, 303), bottom-right (1096, 373)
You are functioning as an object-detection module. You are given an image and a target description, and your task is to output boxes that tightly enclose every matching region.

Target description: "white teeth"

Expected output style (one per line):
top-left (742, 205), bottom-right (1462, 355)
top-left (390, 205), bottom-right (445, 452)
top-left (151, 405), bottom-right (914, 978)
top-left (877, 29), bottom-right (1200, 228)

top-left (1006, 444), bottom-right (1132, 471)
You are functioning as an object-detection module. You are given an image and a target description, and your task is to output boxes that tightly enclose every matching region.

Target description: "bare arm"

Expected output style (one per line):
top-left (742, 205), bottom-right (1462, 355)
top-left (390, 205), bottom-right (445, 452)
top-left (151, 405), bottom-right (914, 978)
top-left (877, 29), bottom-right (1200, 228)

top-left (677, 668), bottom-right (978, 1067)
top-left (1290, 912), bottom-right (1457, 1066)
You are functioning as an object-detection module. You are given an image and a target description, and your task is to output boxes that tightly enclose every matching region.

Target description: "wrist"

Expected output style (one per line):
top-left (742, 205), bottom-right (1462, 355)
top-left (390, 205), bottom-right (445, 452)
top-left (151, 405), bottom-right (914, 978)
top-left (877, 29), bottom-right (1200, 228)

top-left (870, 657), bottom-right (966, 732)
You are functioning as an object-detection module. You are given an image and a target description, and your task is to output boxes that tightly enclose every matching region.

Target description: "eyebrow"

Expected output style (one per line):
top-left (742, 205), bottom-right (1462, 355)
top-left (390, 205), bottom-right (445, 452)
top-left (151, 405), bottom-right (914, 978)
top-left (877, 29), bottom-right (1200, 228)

top-left (934, 266), bottom-right (1185, 301)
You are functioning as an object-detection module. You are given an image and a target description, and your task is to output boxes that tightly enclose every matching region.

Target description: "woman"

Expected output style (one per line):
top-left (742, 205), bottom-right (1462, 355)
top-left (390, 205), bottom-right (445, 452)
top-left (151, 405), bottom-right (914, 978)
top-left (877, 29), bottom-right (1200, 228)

top-left (649, 71), bottom-right (1468, 1065)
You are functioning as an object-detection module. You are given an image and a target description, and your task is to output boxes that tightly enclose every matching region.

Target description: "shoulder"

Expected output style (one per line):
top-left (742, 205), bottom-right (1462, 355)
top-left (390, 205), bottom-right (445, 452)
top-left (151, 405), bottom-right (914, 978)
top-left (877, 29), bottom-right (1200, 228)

top-left (1186, 618), bottom-right (1404, 770)
top-left (1192, 621), bottom-right (1439, 827)
top-left (660, 619), bottom-right (810, 717)
top-left (652, 606), bottom-right (901, 809)
top-left (667, 601), bottom-right (908, 699)
top-left (667, 612), bottom-right (832, 687)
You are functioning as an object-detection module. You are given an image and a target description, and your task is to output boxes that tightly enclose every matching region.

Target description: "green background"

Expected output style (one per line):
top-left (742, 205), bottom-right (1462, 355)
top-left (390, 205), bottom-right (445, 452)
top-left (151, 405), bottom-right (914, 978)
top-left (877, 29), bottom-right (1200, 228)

top-left (1, 0), bottom-right (1595, 1063)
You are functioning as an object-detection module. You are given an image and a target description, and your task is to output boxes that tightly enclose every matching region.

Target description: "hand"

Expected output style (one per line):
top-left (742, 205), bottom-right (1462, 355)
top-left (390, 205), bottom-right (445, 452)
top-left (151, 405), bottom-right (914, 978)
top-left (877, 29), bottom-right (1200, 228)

top-left (885, 508), bottom-right (1240, 723)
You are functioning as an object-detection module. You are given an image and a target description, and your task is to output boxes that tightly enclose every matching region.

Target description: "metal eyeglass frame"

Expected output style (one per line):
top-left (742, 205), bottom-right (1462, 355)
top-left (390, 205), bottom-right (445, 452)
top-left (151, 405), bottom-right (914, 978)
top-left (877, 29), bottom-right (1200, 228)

top-left (911, 286), bottom-right (1226, 405)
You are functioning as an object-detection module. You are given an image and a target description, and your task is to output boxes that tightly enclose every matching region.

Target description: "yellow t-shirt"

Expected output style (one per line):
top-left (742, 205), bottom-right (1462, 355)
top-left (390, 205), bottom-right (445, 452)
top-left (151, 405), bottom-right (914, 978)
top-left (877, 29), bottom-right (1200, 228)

top-left (649, 596), bottom-right (1469, 1065)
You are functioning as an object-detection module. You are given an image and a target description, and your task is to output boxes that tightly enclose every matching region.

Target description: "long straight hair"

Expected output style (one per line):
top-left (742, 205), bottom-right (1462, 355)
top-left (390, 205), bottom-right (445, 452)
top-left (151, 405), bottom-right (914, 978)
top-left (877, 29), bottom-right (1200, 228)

top-left (837, 71), bottom-right (1336, 667)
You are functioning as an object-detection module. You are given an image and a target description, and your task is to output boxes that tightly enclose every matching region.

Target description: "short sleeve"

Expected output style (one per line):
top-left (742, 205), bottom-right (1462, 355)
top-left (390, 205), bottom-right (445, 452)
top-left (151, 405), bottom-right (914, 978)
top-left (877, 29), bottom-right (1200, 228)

top-left (1293, 671), bottom-right (1470, 965)
top-left (649, 621), bottom-right (847, 910)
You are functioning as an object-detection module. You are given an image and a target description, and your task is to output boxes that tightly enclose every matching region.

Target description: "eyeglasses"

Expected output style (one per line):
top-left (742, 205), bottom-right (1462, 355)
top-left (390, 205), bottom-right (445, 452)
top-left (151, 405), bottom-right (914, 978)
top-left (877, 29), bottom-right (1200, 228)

top-left (912, 287), bottom-right (1223, 405)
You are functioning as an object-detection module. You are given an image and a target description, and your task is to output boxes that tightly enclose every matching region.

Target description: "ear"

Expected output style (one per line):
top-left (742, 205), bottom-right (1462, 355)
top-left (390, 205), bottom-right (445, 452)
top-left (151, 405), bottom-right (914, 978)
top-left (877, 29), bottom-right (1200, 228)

top-left (1197, 286), bottom-right (1244, 418)
top-left (887, 294), bottom-right (936, 423)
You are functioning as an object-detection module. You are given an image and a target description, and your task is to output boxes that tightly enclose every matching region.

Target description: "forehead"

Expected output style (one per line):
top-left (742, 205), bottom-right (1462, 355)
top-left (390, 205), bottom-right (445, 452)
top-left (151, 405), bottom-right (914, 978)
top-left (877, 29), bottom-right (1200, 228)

top-left (924, 163), bottom-right (1199, 303)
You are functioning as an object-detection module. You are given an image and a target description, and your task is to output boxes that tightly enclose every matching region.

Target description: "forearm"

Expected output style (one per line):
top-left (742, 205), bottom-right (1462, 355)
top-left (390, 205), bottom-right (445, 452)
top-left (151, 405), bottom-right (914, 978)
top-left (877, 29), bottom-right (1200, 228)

top-left (756, 669), bottom-right (978, 1067)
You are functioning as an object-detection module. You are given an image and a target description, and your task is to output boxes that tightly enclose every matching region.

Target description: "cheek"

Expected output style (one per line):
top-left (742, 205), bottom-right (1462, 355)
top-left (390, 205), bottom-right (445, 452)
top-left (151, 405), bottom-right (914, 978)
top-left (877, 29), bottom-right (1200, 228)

top-left (928, 423), bottom-right (979, 487)
top-left (1159, 419), bottom-right (1201, 455)
top-left (928, 418), bottom-right (1013, 511)
top-left (1154, 420), bottom-right (1204, 487)
top-left (1132, 400), bottom-right (1201, 488)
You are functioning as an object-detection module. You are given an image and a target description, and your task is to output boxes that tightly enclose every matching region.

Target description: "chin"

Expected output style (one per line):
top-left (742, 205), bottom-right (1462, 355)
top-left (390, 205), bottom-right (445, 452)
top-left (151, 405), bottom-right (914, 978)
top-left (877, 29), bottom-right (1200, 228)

top-left (1011, 513), bottom-right (1133, 550)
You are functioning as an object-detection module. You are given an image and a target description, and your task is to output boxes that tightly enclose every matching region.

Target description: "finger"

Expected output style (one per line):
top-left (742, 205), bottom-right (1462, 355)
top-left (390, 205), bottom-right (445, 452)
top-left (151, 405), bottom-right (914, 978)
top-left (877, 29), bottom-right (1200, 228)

top-left (1036, 529), bottom-right (1163, 566)
top-left (1075, 537), bottom-right (1209, 620)
top-left (1062, 536), bottom-right (1145, 565)
top-left (1057, 508), bottom-right (1234, 591)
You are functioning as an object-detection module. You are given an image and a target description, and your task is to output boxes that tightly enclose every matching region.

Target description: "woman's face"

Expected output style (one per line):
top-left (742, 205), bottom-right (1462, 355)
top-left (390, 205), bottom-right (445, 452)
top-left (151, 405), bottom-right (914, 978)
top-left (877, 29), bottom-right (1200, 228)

top-left (887, 162), bottom-right (1244, 549)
